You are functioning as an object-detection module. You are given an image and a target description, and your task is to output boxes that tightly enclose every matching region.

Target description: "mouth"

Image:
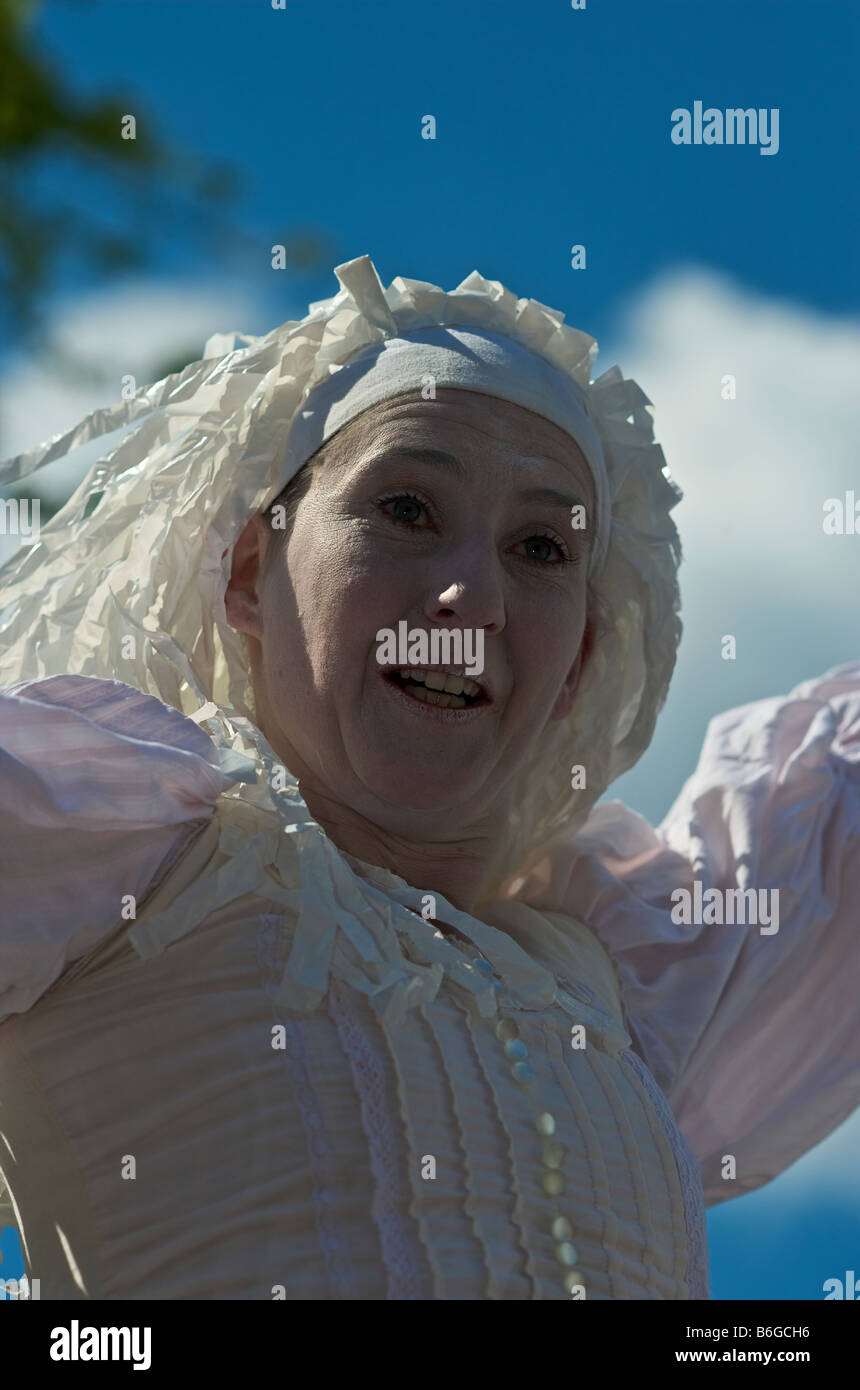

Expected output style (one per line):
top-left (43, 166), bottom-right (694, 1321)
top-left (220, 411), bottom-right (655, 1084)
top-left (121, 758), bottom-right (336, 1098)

top-left (383, 666), bottom-right (489, 710)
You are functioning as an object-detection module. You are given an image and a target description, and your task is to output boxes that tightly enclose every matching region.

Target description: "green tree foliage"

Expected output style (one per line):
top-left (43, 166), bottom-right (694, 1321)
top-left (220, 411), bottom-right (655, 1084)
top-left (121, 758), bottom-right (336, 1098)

top-left (0, 0), bottom-right (239, 349)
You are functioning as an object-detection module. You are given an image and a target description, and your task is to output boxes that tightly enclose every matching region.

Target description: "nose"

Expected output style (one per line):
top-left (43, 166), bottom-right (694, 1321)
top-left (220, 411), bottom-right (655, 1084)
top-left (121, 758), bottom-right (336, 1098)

top-left (422, 539), bottom-right (506, 636)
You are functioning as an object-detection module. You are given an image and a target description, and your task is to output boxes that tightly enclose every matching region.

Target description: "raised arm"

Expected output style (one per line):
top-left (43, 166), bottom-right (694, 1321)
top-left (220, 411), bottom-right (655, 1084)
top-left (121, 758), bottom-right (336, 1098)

top-left (513, 663), bottom-right (860, 1206)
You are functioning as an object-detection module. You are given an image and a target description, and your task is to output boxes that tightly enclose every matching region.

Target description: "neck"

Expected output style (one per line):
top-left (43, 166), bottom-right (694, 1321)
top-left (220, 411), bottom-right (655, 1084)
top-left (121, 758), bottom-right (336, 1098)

top-left (297, 780), bottom-right (501, 917)
top-left (250, 673), bottom-right (507, 915)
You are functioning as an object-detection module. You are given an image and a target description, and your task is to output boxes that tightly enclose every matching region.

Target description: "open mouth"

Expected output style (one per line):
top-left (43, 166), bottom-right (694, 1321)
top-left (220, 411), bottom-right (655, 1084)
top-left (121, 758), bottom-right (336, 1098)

top-left (385, 667), bottom-right (487, 709)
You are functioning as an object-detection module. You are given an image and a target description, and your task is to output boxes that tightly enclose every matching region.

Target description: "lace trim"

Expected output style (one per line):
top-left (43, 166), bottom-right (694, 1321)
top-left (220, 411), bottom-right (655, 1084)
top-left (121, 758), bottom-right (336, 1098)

top-left (329, 980), bottom-right (427, 1300)
top-left (621, 1047), bottom-right (710, 1300)
top-left (256, 914), bottom-right (358, 1300)
top-left (420, 1004), bottom-right (496, 1298)
top-left (462, 1010), bottom-right (539, 1297)
top-left (562, 977), bottom-right (710, 1301)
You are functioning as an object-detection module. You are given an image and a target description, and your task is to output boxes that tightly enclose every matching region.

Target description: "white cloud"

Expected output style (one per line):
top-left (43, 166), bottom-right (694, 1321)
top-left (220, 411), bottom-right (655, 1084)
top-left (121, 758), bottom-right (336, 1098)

top-left (603, 262), bottom-right (860, 607)
top-left (607, 267), bottom-right (860, 821)
top-left (765, 1107), bottom-right (860, 1208)
top-left (0, 276), bottom-right (276, 567)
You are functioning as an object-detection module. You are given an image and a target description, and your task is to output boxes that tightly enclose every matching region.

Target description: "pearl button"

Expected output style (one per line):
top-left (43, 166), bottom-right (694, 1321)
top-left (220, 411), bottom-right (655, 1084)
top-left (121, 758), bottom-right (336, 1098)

top-left (484, 983), bottom-right (583, 1294)
top-left (563, 1269), bottom-right (585, 1295)
top-left (541, 1141), bottom-right (565, 1169)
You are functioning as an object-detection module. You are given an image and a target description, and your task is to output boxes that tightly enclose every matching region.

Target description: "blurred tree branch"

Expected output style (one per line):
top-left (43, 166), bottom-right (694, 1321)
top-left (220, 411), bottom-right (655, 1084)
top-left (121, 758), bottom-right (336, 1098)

top-left (0, 0), bottom-right (338, 528)
top-left (0, 0), bottom-right (242, 351)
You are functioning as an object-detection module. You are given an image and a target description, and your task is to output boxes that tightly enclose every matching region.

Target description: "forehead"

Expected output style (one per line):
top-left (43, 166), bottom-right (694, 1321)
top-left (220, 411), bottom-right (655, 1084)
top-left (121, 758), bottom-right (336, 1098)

top-left (324, 388), bottom-right (595, 503)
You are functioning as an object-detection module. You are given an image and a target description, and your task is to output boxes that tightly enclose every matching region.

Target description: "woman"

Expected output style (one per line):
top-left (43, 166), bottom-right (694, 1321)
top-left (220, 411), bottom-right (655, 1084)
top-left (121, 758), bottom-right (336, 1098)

top-left (0, 256), bottom-right (857, 1300)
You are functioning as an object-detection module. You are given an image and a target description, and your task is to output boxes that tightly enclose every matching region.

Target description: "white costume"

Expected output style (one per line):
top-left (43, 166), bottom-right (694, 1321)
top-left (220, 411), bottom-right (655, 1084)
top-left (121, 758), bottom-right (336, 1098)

top-left (0, 257), bottom-right (857, 1299)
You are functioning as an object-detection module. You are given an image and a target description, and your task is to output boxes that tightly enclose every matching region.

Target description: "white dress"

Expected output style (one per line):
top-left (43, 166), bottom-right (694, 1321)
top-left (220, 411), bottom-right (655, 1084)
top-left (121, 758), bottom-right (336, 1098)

top-left (0, 668), bottom-right (857, 1299)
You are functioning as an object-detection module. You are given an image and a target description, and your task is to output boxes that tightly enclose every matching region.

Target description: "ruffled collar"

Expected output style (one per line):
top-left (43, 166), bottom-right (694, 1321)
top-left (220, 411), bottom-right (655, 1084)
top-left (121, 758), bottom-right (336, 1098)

top-left (129, 791), bottom-right (555, 1026)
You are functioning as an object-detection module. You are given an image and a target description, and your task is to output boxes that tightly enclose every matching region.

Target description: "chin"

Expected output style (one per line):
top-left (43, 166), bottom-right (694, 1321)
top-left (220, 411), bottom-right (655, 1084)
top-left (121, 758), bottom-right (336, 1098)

top-left (354, 767), bottom-right (488, 816)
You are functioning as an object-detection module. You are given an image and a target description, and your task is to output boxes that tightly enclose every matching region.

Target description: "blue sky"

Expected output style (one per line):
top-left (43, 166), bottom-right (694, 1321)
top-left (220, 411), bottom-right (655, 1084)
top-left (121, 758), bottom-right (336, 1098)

top-left (6, 0), bottom-right (858, 363)
top-left (2, 0), bottom-right (859, 1300)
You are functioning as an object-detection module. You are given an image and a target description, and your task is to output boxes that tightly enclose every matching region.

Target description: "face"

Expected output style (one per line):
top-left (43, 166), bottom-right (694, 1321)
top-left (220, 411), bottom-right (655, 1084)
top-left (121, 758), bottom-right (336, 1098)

top-left (225, 388), bottom-right (595, 840)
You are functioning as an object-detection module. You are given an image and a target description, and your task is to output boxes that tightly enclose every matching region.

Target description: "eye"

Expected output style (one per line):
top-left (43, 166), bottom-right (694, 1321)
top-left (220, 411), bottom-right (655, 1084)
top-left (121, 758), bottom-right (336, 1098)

top-left (515, 531), bottom-right (572, 565)
top-left (376, 491), bottom-right (429, 527)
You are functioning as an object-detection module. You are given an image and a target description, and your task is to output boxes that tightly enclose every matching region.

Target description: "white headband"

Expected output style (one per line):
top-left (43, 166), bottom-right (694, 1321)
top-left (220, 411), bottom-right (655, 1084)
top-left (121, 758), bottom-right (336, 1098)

top-left (282, 326), bottom-right (611, 574)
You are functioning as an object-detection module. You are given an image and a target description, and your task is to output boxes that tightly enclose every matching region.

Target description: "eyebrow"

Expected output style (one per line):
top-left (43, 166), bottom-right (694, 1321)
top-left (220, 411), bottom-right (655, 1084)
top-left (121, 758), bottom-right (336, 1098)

top-left (517, 485), bottom-right (588, 512)
top-left (355, 447), bottom-right (588, 510)
top-left (358, 446), bottom-right (467, 479)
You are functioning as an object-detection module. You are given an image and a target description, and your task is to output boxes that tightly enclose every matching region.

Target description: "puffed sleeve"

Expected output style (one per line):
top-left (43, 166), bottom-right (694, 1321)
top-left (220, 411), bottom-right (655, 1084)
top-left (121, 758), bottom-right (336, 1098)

top-left (513, 664), bottom-right (860, 1207)
top-left (0, 673), bottom-right (228, 1023)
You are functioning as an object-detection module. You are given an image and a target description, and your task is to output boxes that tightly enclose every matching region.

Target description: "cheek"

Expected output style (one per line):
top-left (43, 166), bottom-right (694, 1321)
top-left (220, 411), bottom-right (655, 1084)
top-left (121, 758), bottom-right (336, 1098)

top-left (298, 509), bottom-right (417, 603)
top-left (514, 588), bottom-right (587, 692)
top-left (280, 523), bottom-right (405, 671)
top-left (283, 517), bottom-right (350, 619)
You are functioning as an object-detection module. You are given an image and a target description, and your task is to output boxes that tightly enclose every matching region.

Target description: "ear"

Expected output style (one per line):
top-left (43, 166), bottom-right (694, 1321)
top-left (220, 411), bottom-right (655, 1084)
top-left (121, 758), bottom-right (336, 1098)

top-left (223, 513), bottom-right (271, 641)
top-left (548, 615), bottom-right (595, 722)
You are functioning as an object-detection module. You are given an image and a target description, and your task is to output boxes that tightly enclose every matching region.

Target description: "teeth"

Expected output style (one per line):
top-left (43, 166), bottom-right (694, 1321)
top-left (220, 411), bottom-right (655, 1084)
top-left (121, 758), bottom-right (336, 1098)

top-left (411, 685), bottom-right (465, 708)
top-left (399, 668), bottom-right (482, 698)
